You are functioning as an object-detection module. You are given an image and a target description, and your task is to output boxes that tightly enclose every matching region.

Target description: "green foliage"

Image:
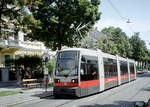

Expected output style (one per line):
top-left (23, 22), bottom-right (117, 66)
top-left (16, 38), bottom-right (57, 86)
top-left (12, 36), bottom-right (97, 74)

top-left (129, 33), bottom-right (150, 69)
top-left (129, 32), bottom-right (147, 61)
top-left (0, 0), bottom-right (40, 38)
top-left (98, 26), bottom-right (150, 70)
top-left (81, 36), bottom-right (96, 48)
top-left (99, 26), bottom-right (133, 57)
top-left (26, 0), bottom-right (101, 50)
top-left (47, 57), bottom-right (56, 77)
top-left (11, 55), bottom-right (43, 79)
top-left (0, 90), bottom-right (23, 97)
top-left (98, 35), bottom-right (118, 55)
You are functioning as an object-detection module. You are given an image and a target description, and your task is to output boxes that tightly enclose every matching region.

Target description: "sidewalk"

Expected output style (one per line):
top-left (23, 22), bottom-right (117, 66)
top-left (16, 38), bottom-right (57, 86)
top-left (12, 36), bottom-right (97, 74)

top-left (0, 87), bottom-right (53, 107)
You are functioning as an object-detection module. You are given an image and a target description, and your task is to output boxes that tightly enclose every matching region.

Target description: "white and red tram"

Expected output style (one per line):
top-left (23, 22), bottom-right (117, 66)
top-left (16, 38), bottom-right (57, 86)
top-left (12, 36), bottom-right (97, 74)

top-left (53, 48), bottom-right (136, 97)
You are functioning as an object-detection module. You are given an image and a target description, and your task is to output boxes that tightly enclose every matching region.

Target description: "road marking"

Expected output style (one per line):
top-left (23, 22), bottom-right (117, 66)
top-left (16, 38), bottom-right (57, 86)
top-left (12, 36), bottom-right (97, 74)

top-left (4, 95), bottom-right (54, 107)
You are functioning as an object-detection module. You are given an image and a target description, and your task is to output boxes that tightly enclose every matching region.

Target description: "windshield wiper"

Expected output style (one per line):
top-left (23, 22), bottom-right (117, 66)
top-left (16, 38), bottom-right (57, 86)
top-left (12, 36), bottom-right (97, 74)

top-left (64, 66), bottom-right (77, 77)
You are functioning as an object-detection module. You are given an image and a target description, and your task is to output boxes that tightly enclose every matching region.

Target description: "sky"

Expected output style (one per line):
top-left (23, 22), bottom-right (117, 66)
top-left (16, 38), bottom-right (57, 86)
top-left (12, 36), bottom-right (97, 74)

top-left (95, 0), bottom-right (150, 49)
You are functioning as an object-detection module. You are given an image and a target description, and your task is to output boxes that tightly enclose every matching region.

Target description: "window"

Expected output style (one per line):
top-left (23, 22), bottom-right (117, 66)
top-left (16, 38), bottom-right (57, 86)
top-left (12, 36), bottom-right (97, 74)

top-left (55, 51), bottom-right (79, 77)
top-left (4, 55), bottom-right (11, 67)
top-left (24, 36), bottom-right (27, 41)
top-left (14, 35), bottom-right (18, 40)
top-left (120, 61), bottom-right (128, 75)
top-left (15, 55), bottom-right (20, 60)
top-left (130, 63), bottom-right (135, 74)
top-left (80, 55), bottom-right (98, 81)
top-left (103, 58), bottom-right (117, 78)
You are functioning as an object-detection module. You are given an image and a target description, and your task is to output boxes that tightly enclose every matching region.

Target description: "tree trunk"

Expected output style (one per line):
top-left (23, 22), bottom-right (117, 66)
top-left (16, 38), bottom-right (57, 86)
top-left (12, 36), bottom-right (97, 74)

top-left (142, 61), bottom-right (144, 69)
top-left (58, 27), bottom-right (63, 50)
top-left (58, 43), bottom-right (62, 50)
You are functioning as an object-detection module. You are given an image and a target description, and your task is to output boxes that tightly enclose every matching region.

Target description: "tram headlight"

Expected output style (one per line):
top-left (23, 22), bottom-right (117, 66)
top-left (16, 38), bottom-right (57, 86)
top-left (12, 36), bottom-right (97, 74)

top-left (71, 79), bottom-right (78, 83)
top-left (54, 79), bottom-right (60, 83)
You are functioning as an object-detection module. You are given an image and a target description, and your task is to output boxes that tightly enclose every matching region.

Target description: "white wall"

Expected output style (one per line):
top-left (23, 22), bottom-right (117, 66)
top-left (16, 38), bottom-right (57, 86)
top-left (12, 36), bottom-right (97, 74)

top-left (18, 31), bottom-right (24, 41)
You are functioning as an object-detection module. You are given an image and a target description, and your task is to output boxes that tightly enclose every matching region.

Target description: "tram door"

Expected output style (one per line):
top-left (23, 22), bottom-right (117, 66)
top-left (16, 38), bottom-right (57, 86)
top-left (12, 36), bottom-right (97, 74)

top-left (80, 55), bottom-right (100, 96)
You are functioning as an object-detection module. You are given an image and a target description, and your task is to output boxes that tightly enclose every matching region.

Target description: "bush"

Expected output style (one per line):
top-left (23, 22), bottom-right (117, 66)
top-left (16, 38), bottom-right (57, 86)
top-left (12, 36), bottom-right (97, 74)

top-left (47, 57), bottom-right (56, 77)
top-left (10, 55), bottom-right (43, 79)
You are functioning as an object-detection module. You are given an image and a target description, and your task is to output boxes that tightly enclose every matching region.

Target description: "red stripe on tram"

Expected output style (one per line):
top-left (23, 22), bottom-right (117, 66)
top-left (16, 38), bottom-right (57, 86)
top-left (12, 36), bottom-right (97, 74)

top-left (104, 76), bottom-right (118, 83)
top-left (130, 74), bottom-right (135, 77)
top-left (120, 74), bottom-right (129, 79)
top-left (80, 80), bottom-right (100, 88)
top-left (54, 82), bottom-right (78, 87)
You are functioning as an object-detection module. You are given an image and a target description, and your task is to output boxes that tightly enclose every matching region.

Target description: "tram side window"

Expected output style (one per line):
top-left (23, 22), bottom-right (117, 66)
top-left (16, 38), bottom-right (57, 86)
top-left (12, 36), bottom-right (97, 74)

top-left (130, 63), bottom-right (135, 74)
top-left (103, 58), bottom-right (117, 78)
top-left (80, 63), bottom-right (86, 80)
top-left (80, 55), bottom-right (98, 81)
top-left (120, 61), bottom-right (128, 75)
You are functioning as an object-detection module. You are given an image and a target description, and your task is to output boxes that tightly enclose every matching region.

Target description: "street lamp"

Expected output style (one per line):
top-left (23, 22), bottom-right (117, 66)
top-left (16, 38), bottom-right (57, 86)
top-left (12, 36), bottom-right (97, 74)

top-left (126, 19), bottom-right (132, 23)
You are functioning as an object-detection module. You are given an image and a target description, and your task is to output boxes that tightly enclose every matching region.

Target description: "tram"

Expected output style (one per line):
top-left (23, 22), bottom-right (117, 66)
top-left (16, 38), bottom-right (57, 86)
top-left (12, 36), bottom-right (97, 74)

top-left (53, 48), bottom-right (136, 97)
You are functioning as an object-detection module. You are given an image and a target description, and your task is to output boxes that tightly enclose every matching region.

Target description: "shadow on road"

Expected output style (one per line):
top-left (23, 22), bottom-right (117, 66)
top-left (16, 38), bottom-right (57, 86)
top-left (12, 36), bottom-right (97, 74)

top-left (31, 90), bottom-right (77, 100)
top-left (31, 90), bottom-right (53, 98)
top-left (79, 101), bottom-right (137, 107)
top-left (141, 87), bottom-right (150, 91)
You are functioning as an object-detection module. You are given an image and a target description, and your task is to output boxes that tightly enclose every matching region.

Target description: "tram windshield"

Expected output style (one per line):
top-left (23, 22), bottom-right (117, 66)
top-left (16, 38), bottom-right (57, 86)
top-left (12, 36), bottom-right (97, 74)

top-left (55, 51), bottom-right (79, 77)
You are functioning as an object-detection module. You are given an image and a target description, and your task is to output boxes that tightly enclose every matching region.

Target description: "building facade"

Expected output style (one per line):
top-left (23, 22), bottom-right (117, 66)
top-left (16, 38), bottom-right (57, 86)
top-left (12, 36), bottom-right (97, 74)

top-left (80, 28), bottom-right (106, 48)
top-left (0, 32), bottom-right (54, 82)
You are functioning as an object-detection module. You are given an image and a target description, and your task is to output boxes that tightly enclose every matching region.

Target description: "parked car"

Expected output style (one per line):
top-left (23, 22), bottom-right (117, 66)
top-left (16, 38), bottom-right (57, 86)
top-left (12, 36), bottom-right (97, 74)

top-left (143, 69), bottom-right (149, 73)
top-left (135, 98), bottom-right (150, 107)
top-left (137, 69), bottom-right (149, 74)
top-left (137, 69), bottom-right (145, 74)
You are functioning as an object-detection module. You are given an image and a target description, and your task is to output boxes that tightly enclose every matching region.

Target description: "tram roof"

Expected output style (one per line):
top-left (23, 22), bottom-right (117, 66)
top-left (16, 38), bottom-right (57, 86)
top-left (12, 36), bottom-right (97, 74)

top-left (61, 48), bottom-right (135, 63)
top-left (61, 48), bottom-right (96, 51)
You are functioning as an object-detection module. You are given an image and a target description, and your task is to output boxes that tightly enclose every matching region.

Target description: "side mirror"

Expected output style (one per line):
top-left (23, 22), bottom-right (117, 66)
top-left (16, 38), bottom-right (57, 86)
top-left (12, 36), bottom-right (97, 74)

top-left (135, 101), bottom-right (146, 107)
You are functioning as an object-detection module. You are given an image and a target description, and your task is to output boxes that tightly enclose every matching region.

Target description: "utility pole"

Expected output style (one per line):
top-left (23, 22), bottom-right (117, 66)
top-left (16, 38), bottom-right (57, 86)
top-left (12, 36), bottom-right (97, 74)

top-left (42, 52), bottom-right (50, 92)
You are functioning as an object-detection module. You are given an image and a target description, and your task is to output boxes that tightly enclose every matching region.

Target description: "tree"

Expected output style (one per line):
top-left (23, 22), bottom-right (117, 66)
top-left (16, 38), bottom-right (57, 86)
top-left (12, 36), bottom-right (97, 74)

top-left (101, 26), bottom-right (133, 57)
top-left (129, 32), bottom-right (147, 61)
top-left (0, 0), bottom-right (39, 38)
top-left (146, 50), bottom-right (150, 70)
top-left (81, 36), bottom-right (96, 48)
top-left (129, 32), bottom-right (149, 69)
top-left (98, 35), bottom-right (118, 55)
top-left (26, 0), bottom-right (101, 50)
top-left (47, 57), bottom-right (56, 77)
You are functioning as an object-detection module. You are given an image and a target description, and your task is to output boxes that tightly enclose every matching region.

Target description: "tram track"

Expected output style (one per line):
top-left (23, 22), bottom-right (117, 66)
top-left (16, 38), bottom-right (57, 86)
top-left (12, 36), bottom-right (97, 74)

top-left (95, 76), bottom-right (149, 102)
top-left (47, 75), bottom-right (149, 107)
top-left (15, 74), bottom-right (150, 107)
top-left (56, 75), bottom-right (150, 107)
top-left (52, 79), bottom-right (142, 107)
top-left (10, 94), bottom-right (54, 107)
top-left (87, 74), bottom-right (150, 106)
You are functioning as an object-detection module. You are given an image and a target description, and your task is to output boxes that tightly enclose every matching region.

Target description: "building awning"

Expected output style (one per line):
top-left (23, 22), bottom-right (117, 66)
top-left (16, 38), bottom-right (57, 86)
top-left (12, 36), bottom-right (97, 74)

top-left (0, 47), bottom-right (19, 53)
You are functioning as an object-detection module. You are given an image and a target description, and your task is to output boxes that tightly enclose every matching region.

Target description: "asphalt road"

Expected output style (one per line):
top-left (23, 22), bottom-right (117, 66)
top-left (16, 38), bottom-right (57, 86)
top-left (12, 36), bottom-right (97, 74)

top-left (15, 73), bottom-right (150, 107)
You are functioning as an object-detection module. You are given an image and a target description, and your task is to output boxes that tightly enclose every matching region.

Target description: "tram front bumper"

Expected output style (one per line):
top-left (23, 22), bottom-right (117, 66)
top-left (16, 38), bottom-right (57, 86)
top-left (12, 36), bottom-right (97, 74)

top-left (53, 86), bottom-right (80, 97)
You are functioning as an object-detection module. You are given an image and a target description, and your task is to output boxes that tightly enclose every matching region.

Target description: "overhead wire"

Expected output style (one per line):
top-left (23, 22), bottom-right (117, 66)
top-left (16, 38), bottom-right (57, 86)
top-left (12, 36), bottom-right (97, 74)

top-left (107, 0), bottom-right (150, 47)
top-left (107, 0), bottom-right (135, 34)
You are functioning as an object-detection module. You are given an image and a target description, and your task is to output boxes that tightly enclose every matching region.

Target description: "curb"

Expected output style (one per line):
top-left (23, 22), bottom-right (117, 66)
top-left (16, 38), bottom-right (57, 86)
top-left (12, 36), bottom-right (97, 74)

top-left (2, 93), bottom-right (53, 107)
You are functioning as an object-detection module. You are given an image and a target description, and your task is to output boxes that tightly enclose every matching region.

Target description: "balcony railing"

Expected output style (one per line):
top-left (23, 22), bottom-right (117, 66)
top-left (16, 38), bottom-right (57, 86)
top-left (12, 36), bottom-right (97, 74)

top-left (0, 39), bottom-right (19, 48)
top-left (0, 39), bottom-right (6, 47)
top-left (8, 39), bottom-right (19, 47)
top-left (19, 41), bottom-right (45, 50)
top-left (0, 38), bottom-right (45, 51)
